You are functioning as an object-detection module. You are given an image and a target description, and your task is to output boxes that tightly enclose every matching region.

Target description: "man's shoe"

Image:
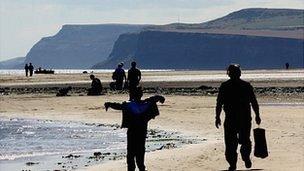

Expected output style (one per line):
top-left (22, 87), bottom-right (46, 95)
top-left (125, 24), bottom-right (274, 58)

top-left (244, 159), bottom-right (252, 168)
top-left (228, 166), bottom-right (236, 171)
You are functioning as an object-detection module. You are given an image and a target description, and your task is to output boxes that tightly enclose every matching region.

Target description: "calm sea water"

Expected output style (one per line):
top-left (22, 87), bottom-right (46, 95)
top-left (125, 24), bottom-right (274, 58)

top-left (0, 117), bottom-right (190, 170)
top-left (0, 118), bottom-right (126, 161)
top-left (0, 69), bottom-right (173, 75)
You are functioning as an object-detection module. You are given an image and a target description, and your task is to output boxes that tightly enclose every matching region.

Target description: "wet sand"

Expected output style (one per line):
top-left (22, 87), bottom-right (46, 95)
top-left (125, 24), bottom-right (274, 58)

top-left (0, 70), bottom-right (303, 171)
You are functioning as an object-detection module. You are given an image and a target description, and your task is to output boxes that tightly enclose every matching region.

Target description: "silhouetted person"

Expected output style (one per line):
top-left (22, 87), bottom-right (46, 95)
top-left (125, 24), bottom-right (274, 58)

top-left (215, 64), bottom-right (261, 171)
top-left (87, 74), bottom-right (102, 95)
top-left (104, 87), bottom-right (165, 171)
top-left (56, 86), bottom-right (72, 96)
top-left (24, 64), bottom-right (29, 77)
top-left (127, 62), bottom-right (141, 90)
top-left (285, 62), bottom-right (290, 70)
top-left (112, 63), bottom-right (126, 90)
top-left (28, 63), bottom-right (34, 77)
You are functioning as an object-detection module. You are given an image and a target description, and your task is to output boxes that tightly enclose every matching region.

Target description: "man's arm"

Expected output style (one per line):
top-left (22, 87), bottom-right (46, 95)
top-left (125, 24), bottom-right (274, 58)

top-left (123, 71), bottom-right (127, 81)
top-left (104, 102), bottom-right (123, 111)
top-left (145, 95), bottom-right (165, 104)
top-left (215, 86), bottom-right (224, 128)
top-left (249, 85), bottom-right (261, 125)
top-left (127, 70), bottom-right (130, 81)
top-left (138, 70), bottom-right (141, 81)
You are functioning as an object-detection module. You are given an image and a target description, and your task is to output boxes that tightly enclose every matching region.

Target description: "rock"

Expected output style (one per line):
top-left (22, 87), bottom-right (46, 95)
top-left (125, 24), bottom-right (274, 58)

top-left (158, 143), bottom-right (176, 150)
top-left (25, 162), bottom-right (39, 166)
top-left (198, 85), bottom-right (212, 90)
top-left (93, 152), bottom-right (102, 156)
top-left (62, 154), bottom-right (81, 159)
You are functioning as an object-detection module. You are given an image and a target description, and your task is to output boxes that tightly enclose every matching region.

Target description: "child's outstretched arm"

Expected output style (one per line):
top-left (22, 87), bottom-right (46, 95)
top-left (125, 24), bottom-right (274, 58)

top-left (145, 95), bottom-right (165, 104)
top-left (104, 102), bottom-right (123, 111)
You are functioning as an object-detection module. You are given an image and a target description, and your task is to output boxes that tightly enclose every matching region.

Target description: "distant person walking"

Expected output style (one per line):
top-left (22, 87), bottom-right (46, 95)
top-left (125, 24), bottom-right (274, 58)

top-left (285, 62), bottom-right (290, 70)
top-left (87, 74), bottom-right (103, 95)
top-left (127, 61), bottom-right (141, 90)
top-left (24, 63), bottom-right (29, 77)
top-left (215, 64), bottom-right (261, 171)
top-left (28, 63), bottom-right (34, 77)
top-left (105, 87), bottom-right (165, 171)
top-left (112, 63), bottom-right (127, 90)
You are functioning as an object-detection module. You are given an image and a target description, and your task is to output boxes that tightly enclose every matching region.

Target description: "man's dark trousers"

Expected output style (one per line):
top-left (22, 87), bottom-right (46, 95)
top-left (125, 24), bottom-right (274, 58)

top-left (224, 119), bottom-right (252, 167)
top-left (116, 79), bottom-right (123, 90)
top-left (127, 128), bottom-right (147, 171)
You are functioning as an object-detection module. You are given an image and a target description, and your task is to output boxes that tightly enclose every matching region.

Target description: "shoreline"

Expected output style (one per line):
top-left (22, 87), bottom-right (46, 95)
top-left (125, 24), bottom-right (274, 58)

top-left (0, 70), bottom-right (303, 170)
top-left (1, 93), bottom-right (303, 170)
top-left (0, 117), bottom-right (200, 171)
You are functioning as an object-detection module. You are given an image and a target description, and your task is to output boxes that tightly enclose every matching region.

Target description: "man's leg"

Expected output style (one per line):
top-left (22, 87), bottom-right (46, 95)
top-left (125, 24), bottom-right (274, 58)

top-left (87, 88), bottom-right (93, 95)
top-left (224, 121), bottom-right (238, 170)
top-left (116, 80), bottom-right (123, 90)
top-left (135, 130), bottom-right (147, 171)
top-left (239, 123), bottom-right (252, 168)
top-left (127, 130), bottom-right (136, 171)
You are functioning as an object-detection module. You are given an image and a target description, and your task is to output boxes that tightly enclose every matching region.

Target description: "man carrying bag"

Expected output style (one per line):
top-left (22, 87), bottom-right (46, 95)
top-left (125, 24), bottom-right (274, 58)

top-left (215, 64), bottom-right (262, 171)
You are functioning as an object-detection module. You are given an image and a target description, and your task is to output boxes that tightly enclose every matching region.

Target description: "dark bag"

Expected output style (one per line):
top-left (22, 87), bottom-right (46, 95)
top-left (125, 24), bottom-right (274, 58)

top-left (254, 128), bottom-right (268, 158)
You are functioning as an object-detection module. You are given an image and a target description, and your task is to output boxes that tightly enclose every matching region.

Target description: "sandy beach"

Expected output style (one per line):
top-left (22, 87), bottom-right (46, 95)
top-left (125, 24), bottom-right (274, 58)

top-left (0, 70), bottom-right (303, 171)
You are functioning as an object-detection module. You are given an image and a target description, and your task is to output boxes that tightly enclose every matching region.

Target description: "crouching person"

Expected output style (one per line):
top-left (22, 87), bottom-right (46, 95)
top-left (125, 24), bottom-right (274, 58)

top-left (104, 87), bottom-right (165, 171)
top-left (87, 74), bottom-right (103, 95)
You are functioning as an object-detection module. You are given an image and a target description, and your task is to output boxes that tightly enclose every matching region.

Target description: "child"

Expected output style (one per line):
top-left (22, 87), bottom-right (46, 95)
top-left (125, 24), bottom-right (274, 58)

top-left (104, 87), bottom-right (165, 171)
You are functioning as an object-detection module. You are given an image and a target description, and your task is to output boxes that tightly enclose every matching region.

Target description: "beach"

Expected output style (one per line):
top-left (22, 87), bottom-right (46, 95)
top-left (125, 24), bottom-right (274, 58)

top-left (0, 70), bottom-right (303, 171)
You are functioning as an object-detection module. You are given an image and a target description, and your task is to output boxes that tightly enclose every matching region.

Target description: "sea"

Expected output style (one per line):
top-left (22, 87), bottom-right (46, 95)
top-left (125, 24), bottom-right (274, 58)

top-left (0, 69), bottom-right (173, 75)
top-left (0, 69), bottom-right (303, 82)
top-left (0, 117), bottom-right (193, 171)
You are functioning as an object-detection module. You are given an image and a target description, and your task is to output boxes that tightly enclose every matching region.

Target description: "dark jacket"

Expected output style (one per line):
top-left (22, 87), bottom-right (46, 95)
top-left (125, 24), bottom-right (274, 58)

top-left (121, 100), bottom-right (159, 128)
top-left (216, 79), bottom-right (258, 123)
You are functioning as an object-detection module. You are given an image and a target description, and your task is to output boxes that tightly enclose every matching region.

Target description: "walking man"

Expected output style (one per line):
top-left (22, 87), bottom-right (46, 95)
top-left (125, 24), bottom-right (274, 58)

top-left (215, 64), bottom-right (261, 171)
top-left (24, 63), bottom-right (29, 77)
top-left (127, 61), bottom-right (141, 90)
top-left (28, 63), bottom-right (34, 77)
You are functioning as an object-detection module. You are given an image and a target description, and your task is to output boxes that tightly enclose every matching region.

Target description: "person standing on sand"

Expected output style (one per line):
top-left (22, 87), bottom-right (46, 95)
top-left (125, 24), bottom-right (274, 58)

top-left (24, 63), bottom-right (29, 77)
top-left (105, 87), bottom-right (165, 171)
top-left (127, 61), bottom-right (141, 90)
top-left (215, 64), bottom-right (261, 171)
top-left (112, 63), bottom-right (127, 90)
top-left (28, 63), bottom-right (34, 77)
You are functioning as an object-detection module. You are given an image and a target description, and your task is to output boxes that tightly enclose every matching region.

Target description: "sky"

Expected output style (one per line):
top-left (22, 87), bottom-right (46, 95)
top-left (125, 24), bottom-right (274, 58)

top-left (0, 0), bottom-right (303, 61)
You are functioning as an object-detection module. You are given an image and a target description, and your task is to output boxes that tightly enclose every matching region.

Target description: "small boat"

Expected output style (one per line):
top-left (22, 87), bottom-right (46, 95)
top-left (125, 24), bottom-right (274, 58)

top-left (34, 69), bottom-right (55, 74)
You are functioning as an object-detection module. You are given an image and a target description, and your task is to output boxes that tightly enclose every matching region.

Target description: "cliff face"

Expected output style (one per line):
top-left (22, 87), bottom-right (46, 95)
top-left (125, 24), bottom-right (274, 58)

top-left (92, 33), bottom-right (139, 68)
top-left (146, 8), bottom-right (304, 39)
top-left (200, 8), bottom-right (304, 30)
top-left (24, 24), bottom-right (144, 69)
top-left (96, 31), bottom-right (304, 69)
top-left (148, 8), bottom-right (304, 31)
top-left (0, 57), bottom-right (25, 69)
top-left (18, 8), bottom-right (303, 69)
